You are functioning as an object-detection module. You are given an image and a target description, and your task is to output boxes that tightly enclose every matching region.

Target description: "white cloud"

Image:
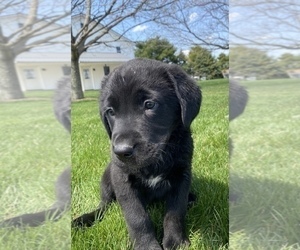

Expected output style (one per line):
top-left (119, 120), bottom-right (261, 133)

top-left (229, 12), bottom-right (241, 21)
top-left (189, 12), bottom-right (198, 22)
top-left (132, 25), bottom-right (148, 32)
top-left (182, 50), bottom-right (190, 56)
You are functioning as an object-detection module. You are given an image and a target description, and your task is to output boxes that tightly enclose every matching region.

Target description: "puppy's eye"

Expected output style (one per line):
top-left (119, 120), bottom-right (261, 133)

top-left (106, 108), bottom-right (115, 116)
top-left (144, 101), bottom-right (156, 110)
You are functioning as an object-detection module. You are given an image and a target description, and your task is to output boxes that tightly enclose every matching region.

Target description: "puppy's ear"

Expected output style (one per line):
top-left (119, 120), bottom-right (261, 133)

top-left (53, 76), bottom-right (71, 133)
top-left (100, 105), bottom-right (112, 139)
top-left (101, 115), bottom-right (112, 139)
top-left (229, 80), bottom-right (248, 121)
top-left (100, 76), bottom-right (112, 138)
top-left (167, 65), bottom-right (202, 128)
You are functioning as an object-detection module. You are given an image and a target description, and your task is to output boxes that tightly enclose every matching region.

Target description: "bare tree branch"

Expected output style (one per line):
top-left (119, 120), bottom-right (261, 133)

top-left (230, 0), bottom-right (300, 50)
top-left (0, 0), bottom-right (24, 13)
top-left (72, 0), bottom-right (177, 54)
top-left (1, 0), bottom-right (70, 56)
top-left (70, 0), bottom-right (181, 99)
top-left (151, 0), bottom-right (229, 50)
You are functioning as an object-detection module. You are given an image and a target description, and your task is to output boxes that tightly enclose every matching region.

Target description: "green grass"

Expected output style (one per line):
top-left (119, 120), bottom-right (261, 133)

top-left (2, 78), bottom-right (298, 249)
top-left (230, 78), bottom-right (300, 249)
top-left (71, 79), bottom-right (229, 249)
top-left (0, 91), bottom-right (70, 250)
top-left (23, 90), bottom-right (54, 99)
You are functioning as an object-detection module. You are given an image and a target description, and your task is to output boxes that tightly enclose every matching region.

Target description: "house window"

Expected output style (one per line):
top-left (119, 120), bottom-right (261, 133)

top-left (83, 69), bottom-right (90, 79)
top-left (18, 23), bottom-right (23, 28)
top-left (80, 22), bottom-right (84, 28)
top-left (116, 46), bottom-right (121, 53)
top-left (24, 69), bottom-right (35, 79)
top-left (103, 65), bottom-right (110, 76)
top-left (62, 65), bottom-right (71, 76)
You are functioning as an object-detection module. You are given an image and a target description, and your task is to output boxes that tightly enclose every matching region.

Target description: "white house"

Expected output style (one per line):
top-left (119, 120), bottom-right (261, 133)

top-left (0, 13), bottom-right (135, 91)
top-left (0, 13), bottom-right (70, 91)
top-left (15, 52), bottom-right (71, 91)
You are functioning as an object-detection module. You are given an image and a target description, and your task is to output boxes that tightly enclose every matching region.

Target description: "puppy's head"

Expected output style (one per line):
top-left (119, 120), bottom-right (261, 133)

top-left (100, 59), bottom-right (201, 169)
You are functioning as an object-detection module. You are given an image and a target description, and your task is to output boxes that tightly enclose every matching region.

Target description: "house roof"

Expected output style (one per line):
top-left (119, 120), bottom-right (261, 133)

top-left (15, 52), bottom-right (70, 63)
top-left (79, 52), bottom-right (132, 63)
top-left (72, 14), bottom-right (134, 44)
top-left (15, 52), bottom-right (132, 63)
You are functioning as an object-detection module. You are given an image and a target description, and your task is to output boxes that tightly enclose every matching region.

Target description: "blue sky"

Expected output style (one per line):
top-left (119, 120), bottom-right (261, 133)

top-left (127, 23), bottom-right (228, 57)
top-left (116, 8), bottom-right (229, 58)
top-left (229, 1), bottom-right (300, 57)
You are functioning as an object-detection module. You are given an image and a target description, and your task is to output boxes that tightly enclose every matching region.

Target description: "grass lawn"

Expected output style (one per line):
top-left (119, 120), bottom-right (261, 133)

top-left (0, 91), bottom-right (70, 250)
top-left (230, 79), bottom-right (300, 249)
top-left (71, 79), bottom-right (229, 249)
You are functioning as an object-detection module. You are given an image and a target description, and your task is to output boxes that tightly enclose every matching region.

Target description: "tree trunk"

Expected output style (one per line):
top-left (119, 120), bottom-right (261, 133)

top-left (0, 46), bottom-right (24, 101)
top-left (71, 45), bottom-right (84, 100)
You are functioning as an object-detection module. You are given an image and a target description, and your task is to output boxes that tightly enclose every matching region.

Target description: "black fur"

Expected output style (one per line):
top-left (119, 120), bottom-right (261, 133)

top-left (72, 59), bottom-right (201, 250)
top-left (229, 80), bottom-right (248, 122)
top-left (229, 80), bottom-right (248, 156)
top-left (229, 80), bottom-right (248, 203)
top-left (0, 77), bottom-right (71, 228)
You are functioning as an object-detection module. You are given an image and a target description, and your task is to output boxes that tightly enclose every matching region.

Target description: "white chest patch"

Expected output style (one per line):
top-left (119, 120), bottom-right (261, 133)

top-left (145, 175), bottom-right (170, 189)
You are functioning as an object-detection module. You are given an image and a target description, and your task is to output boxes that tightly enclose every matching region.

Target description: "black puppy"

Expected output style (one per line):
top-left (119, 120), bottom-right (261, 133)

top-left (0, 77), bottom-right (71, 228)
top-left (73, 59), bottom-right (201, 250)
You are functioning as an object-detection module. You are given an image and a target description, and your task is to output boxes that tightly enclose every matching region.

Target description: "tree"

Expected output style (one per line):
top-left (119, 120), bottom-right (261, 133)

top-left (277, 53), bottom-right (300, 70)
top-left (177, 50), bottom-right (187, 66)
top-left (0, 0), bottom-right (70, 101)
top-left (71, 0), bottom-right (177, 100)
top-left (230, 46), bottom-right (280, 79)
top-left (154, 0), bottom-right (228, 50)
top-left (230, 0), bottom-right (300, 51)
top-left (187, 46), bottom-right (220, 79)
top-left (176, 50), bottom-right (191, 74)
top-left (135, 37), bottom-right (178, 63)
top-left (216, 53), bottom-right (229, 71)
top-left (271, 53), bottom-right (300, 78)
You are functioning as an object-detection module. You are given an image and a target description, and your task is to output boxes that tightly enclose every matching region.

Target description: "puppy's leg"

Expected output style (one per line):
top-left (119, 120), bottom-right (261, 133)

top-left (163, 176), bottom-right (190, 249)
top-left (187, 192), bottom-right (197, 208)
top-left (72, 166), bottom-right (114, 227)
top-left (118, 195), bottom-right (162, 249)
top-left (113, 173), bottom-right (162, 249)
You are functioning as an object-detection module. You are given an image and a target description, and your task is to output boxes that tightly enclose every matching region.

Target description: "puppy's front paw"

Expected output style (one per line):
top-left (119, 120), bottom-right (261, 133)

top-left (163, 235), bottom-right (190, 249)
top-left (134, 242), bottom-right (162, 250)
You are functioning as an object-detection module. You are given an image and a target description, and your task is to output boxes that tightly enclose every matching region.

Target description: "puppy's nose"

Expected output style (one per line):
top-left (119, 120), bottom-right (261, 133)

top-left (113, 144), bottom-right (134, 158)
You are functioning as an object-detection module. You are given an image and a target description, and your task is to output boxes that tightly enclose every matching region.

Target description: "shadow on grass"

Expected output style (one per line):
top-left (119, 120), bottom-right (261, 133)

top-left (230, 173), bottom-right (300, 248)
top-left (186, 174), bottom-right (228, 249)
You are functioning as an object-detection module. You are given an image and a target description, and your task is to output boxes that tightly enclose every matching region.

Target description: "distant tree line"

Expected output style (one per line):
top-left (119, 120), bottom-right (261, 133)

top-left (135, 37), bottom-right (229, 80)
top-left (135, 38), bottom-right (300, 80)
top-left (230, 46), bottom-right (300, 80)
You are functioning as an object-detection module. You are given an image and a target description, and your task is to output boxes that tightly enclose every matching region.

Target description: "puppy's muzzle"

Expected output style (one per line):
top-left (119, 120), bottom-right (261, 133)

top-left (113, 143), bottom-right (135, 159)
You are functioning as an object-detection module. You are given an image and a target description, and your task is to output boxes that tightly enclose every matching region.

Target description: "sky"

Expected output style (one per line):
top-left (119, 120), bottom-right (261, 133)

top-left (127, 23), bottom-right (228, 57)
top-left (120, 9), bottom-right (229, 57)
top-left (1, 0), bottom-right (228, 57)
top-left (3, 0), bottom-right (298, 59)
top-left (229, 1), bottom-right (300, 58)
